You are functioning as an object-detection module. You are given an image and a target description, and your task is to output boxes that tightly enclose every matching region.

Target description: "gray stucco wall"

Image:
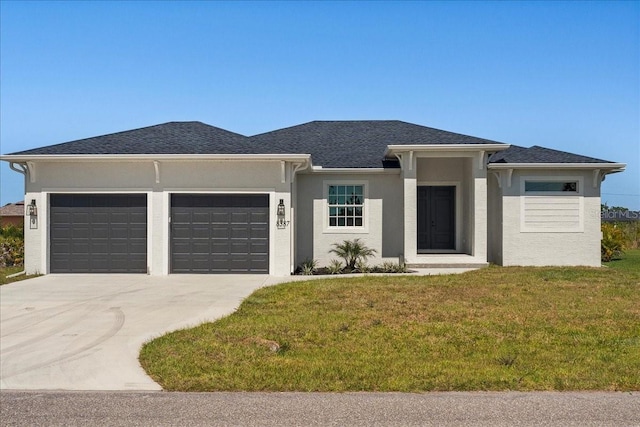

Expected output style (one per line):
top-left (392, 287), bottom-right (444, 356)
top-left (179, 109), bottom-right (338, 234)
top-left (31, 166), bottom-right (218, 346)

top-left (294, 172), bottom-right (404, 268)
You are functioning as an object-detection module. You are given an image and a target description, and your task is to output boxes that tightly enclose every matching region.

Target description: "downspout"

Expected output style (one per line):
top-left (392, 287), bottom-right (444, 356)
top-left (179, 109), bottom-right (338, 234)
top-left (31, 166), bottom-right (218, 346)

top-left (7, 162), bottom-right (27, 278)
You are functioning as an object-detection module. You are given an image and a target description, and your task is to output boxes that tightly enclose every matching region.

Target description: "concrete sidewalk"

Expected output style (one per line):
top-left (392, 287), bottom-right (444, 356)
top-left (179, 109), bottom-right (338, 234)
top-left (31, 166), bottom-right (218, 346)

top-left (0, 274), bottom-right (271, 390)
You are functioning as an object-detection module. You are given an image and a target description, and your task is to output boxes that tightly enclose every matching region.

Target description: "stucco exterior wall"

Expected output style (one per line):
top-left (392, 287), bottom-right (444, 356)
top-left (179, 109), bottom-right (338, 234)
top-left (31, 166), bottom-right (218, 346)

top-left (487, 172), bottom-right (503, 264)
top-left (499, 169), bottom-right (601, 266)
top-left (22, 160), bottom-right (294, 276)
top-left (295, 172), bottom-right (404, 268)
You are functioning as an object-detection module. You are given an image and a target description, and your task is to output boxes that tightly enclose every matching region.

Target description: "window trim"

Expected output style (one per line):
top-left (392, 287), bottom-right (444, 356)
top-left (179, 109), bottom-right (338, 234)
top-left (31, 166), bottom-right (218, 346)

top-left (323, 180), bottom-right (369, 234)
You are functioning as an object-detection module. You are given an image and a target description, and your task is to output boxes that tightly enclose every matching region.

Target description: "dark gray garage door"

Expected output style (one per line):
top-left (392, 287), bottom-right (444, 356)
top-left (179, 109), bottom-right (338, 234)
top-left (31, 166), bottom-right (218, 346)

top-left (171, 194), bottom-right (269, 274)
top-left (50, 194), bottom-right (147, 273)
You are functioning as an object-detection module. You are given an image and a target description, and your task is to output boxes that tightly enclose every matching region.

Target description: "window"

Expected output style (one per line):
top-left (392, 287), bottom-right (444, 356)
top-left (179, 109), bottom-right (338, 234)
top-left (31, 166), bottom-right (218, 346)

top-left (328, 185), bottom-right (364, 227)
top-left (525, 181), bottom-right (578, 193)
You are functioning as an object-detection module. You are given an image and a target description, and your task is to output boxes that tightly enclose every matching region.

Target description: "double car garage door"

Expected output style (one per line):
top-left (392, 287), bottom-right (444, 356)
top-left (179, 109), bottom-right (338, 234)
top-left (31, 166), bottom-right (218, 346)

top-left (49, 194), bottom-right (269, 274)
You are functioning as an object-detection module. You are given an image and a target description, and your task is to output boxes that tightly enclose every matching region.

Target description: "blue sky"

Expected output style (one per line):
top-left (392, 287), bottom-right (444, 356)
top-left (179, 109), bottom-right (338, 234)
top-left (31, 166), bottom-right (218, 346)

top-left (1, 1), bottom-right (638, 209)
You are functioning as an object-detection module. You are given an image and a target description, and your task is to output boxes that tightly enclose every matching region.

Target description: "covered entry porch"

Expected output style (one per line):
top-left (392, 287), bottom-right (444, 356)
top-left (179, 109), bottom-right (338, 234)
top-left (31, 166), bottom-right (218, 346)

top-left (388, 144), bottom-right (505, 268)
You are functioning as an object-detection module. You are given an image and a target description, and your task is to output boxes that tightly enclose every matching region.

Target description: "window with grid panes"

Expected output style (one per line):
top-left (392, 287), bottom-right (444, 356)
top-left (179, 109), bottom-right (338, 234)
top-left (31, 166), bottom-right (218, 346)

top-left (328, 185), bottom-right (364, 227)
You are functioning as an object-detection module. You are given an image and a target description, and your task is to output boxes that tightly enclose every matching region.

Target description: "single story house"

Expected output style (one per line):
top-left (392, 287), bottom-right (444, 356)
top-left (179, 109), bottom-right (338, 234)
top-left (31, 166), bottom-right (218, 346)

top-left (0, 201), bottom-right (24, 227)
top-left (0, 120), bottom-right (625, 275)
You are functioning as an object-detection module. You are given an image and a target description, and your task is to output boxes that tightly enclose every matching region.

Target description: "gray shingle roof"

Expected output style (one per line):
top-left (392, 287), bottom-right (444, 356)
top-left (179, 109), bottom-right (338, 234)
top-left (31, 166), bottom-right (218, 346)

top-left (250, 120), bottom-right (504, 168)
top-left (6, 120), bottom-right (615, 168)
top-left (488, 145), bottom-right (613, 164)
top-left (8, 122), bottom-right (253, 155)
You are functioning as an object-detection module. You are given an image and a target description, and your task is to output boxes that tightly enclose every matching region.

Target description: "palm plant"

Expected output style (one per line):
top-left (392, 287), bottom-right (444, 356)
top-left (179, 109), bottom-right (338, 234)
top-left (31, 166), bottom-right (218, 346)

top-left (329, 238), bottom-right (376, 271)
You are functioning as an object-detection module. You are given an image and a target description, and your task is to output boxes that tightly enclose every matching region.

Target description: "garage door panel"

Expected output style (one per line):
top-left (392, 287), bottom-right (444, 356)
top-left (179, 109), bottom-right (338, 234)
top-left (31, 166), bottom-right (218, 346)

top-left (51, 227), bottom-right (73, 239)
top-left (92, 212), bottom-right (110, 223)
top-left (230, 227), bottom-right (250, 239)
top-left (171, 194), bottom-right (269, 274)
top-left (191, 225), bottom-right (211, 236)
top-left (91, 227), bottom-right (109, 239)
top-left (191, 212), bottom-right (212, 223)
top-left (110, 227), bottom-right (130, 239)
top-left (109, 212), bottom-right (131, 223)
top-left (129, 212), bottom-right (147, 222)
top-left (129, 227), bottom-right (147, 239)
top-left (230, 242), bottom-right (250, 254)
top-left (250, 211), bottom-right (269, 222)
top-left (50, 194), bottom-right (147, 273)
top-left (230, 212), bottom-right (250, 223)
top-left (211, 212), bottom-right (230, 223)
top-left (211, 241), bottom-right (230, 251)
top-left (70, 212), bottom-right (91, 224)
top-left (171, 226), bottom-right (193, 239)
top-left (250, 241), bottom-right (268, 252)
top-left (191, 242), bottom-right (211, 254)
top-left (172, 212), bottom-right (192, 223)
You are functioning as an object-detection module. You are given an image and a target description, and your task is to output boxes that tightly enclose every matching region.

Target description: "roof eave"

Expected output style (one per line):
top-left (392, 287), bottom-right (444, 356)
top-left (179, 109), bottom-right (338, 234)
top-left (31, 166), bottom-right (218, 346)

top-left (488, 162), bottom-right (626, 172)
top-left (309, 166), bottom-right (401, 174)
top-left (0, 153), bottom-right (312, 162)
top-left (385, 143), bottom-right (509, 157)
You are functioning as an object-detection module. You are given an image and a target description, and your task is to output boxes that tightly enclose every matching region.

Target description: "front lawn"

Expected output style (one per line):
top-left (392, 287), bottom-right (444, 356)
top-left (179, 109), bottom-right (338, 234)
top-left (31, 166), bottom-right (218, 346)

top-left (140, 264), bottom-right (640, 392)
top-left (605, 248), bottom-right (640, 273)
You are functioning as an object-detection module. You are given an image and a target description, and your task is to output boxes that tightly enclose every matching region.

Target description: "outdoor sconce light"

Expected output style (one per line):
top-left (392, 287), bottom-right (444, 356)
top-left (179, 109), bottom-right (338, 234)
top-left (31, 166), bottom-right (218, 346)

top-left (27, 199), bottom-right (37, 217)
top-left (276, 199), bottom-right (289, 228)
top-left (27, 199), bottom-right (38, 229)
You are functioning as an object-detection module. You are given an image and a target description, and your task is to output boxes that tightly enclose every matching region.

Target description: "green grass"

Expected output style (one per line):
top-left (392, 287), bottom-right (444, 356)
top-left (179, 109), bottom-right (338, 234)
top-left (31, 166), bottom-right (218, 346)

top-left (0, 266), bottom-right (38, 285)
top-left (605, 248), bottom-right (640, 273)
top-left (140, 264), bottom-right (640, 392)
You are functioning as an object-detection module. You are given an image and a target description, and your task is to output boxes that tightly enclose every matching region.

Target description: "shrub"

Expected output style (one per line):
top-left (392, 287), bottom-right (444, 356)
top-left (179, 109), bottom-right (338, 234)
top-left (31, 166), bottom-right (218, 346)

top-left (298, 259), bottom-right (317, 276)
top-left (327, 259), bottom-right (343, 275)
top-left (329, 238), bottom-right (376, 272)
top-left (0, 224), bottom-right (23, 239)
top-left (0, 224), bottom-right (24, 267)
top-left (0, 236), bottom-right (24, 267)
top-left (601, 222), bottom-right (625, 262)
top-left (375, 261), bottom-right (408, 273)
top-left (355, 259), bottom-right (371, 273)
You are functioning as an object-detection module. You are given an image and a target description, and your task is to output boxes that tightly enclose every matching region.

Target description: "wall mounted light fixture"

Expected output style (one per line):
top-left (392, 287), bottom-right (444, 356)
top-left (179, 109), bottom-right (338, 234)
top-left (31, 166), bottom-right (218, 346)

top-left (276, 199), bottom-right (289, 228)
top-left (27, 199), bottom-right (37, 217)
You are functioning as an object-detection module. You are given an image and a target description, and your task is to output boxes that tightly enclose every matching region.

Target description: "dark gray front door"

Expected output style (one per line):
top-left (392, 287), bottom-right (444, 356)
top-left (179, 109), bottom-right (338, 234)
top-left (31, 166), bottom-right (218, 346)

top-left (417, 186), bottom-right (455, 251)
top-left (170, 194), bottom-right (269, 274)
top-left (50, 194), bottom-right (147, 273)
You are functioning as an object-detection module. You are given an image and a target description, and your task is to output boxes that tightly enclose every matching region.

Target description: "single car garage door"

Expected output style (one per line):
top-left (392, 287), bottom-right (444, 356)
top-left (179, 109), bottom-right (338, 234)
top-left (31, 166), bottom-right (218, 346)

top-left (50, 194), bottom-right (147, 273)
top-left (170, 194), bottom-right (269, 274)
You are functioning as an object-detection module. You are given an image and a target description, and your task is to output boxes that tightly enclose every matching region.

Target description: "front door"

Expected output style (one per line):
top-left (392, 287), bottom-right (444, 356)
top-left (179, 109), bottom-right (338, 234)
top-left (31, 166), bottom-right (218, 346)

top-left (417, 186), bottom-right (455, 251)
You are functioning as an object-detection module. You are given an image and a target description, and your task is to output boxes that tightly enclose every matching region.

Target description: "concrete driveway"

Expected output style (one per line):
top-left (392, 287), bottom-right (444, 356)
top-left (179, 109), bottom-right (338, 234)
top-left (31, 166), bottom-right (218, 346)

top-left (0, 274), bottom-right (273, 391)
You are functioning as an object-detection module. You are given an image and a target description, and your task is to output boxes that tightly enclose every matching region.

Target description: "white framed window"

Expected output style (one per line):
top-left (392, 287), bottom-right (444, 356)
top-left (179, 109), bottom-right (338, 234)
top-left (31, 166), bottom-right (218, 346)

top-left (520, 176), bottom-right (583, 233)
top-left (324, 181), bottom-right (368, 233)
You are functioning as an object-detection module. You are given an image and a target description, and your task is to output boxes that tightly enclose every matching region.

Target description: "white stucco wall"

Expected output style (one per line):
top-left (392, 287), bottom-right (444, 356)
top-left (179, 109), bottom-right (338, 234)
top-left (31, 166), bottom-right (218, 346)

top-left (295, 172), bottom-right (404, 268)
top-left (498, 169), bottom-right (602, 267)
top-left (22, 159), bottom-right (295, 276)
